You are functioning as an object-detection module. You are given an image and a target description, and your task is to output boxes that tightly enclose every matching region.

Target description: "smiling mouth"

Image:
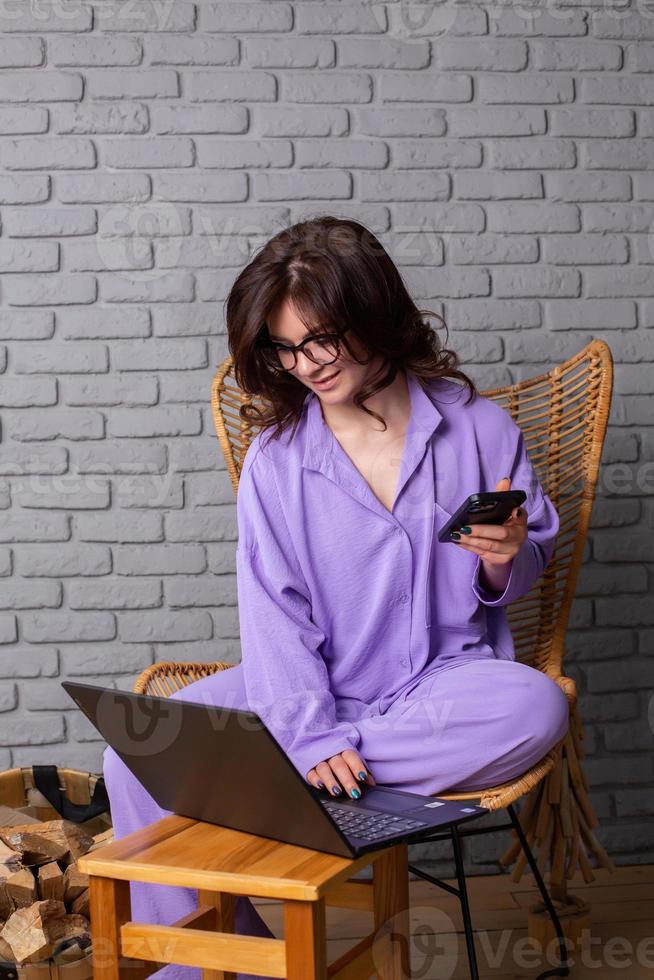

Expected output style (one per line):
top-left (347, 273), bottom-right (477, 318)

top-left (314, 370), bottom-right (340, 385)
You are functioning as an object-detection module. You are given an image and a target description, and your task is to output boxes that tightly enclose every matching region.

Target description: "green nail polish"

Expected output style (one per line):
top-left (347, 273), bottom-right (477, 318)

top-left (450, 531), bottom-right (461, 540)
top-left (350, 787), bottom-right (361, 799)
top-left (357, 771), bottom-right (367, 781)
top-left (460, 526), bottom-right (472, 534)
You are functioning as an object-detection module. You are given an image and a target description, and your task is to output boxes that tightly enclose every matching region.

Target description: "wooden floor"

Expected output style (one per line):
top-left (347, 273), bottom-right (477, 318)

top-left (252, 864), bottom-right (654, 978)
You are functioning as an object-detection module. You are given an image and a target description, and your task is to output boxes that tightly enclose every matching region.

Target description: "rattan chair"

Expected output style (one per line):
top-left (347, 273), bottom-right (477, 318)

top-left (134, 338), bottom-right (615, 980)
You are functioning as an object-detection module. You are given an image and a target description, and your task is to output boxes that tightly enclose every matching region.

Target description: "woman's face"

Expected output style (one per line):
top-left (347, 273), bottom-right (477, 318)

top-left (266, 298), bottom-right (383, 404)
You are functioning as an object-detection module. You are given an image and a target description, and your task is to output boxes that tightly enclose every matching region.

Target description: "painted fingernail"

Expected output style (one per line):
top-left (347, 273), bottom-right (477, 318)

top-left (317, 780), bottom-right (324, 788)
top-left (331, 785), bottom-right (341, 795)
top-left (460, 526), bottom-right (472, 534)
top-left (450, 531), bottom-right (461, 540)
top-left (350, 788), bottom-right (361, 799)
top-left (357, 771), bottom-right (367, 781)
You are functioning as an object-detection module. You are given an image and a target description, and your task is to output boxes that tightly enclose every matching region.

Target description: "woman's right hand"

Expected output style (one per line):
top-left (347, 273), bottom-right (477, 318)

top-left (306, 750), bottom-right (377, 799)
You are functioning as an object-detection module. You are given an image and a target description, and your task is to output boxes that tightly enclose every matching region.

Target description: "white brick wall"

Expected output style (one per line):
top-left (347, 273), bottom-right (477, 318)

top-left (0, 0), bottom-right (652, 867)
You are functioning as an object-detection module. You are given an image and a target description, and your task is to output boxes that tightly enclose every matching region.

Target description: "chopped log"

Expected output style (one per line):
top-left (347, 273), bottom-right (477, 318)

top-left (0, 900), bottom-right (89, 964)
top-left (87, 827), bottom-right (113, 853)
top-left (53, 934), bottom-right (91, 965)
top-left (0, 831), bottom-right (67, 867)
top-left (0, 840), bottom-right (22, 867)
top-left (0, 932), bottom-right (13, 961)
top-left (38, 862), bottom-right (65, 905)
top-left (52, 930), bottom-right (92, 966)
top-left (70, 888), bottom-right (89, 919)
top-left (0, 860), bottom-right (22, 882)
top-left (49, 912), bottom-right (90, 963)
top-left (63, 866), bottom-right (88, 906)
top-left (4, 869), bottom-right (37, 909)
top-left (0, 880), bottom-right (13, 920)
top-left (0, 821), bottom-right (94, 866)
top-left (0, 899), bottom-right (65, 963)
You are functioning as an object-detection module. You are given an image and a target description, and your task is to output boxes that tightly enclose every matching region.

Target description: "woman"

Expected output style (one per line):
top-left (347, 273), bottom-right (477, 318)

top-left (103, 216), bottom-right (569, 980)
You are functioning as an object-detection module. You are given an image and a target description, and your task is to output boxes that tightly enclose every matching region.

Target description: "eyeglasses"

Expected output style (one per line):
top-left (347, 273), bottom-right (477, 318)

top-left (258, 327), bottom-right (349, 372)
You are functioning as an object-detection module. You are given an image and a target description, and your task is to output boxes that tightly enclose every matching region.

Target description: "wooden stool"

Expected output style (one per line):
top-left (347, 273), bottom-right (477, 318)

top-left (78, 813), bottom-right (411, 979)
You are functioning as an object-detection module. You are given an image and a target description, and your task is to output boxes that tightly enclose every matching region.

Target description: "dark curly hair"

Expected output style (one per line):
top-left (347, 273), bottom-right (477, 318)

top-left (225, 215), bottom-right (478, 447)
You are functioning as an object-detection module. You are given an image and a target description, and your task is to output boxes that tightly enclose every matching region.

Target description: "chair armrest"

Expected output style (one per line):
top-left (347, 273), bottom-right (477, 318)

top-left (548, 672), bottom-right (578, 710)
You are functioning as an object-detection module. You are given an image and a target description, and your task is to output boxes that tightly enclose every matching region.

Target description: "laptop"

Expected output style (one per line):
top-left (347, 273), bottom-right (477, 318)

top-left (63, 680), bottom-right (488, 859)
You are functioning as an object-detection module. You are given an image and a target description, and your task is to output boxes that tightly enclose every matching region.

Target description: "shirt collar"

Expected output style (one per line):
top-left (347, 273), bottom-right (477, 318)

top-left (302, 369), bottom-right (444, 474)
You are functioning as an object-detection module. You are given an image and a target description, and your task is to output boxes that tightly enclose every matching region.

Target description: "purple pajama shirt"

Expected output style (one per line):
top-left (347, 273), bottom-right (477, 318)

top-left (103, 370), bottom-right (569, 980)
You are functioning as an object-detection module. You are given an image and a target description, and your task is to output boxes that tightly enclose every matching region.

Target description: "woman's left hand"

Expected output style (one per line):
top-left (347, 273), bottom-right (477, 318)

top-left (452, 477), bottom-right (528, 567)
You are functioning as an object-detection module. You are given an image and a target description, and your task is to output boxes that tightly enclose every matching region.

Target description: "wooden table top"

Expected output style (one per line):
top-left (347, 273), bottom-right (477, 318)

top-left (78, 813), bottom-right (385, 901)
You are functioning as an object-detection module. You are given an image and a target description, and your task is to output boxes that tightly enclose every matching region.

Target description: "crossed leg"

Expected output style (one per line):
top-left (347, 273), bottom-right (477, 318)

top-left (349, 658), bottom-right (569, 795)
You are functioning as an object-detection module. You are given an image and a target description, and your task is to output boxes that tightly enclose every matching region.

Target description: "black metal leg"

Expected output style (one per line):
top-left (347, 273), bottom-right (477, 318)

top-left (410, 803), bottom-right (572, 979)
top-left (507, 803), bottom-right (570, 979)
top-left (451, 824), bottom-right (480, 980)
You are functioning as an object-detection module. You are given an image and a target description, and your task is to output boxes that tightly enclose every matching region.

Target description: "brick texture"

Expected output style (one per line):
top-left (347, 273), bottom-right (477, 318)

top-left (0, 0), bottom-right (652, 872)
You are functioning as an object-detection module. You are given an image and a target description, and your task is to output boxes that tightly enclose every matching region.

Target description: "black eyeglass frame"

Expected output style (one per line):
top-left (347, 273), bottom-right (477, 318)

top-left (257, 326), bottom-right (351, 372)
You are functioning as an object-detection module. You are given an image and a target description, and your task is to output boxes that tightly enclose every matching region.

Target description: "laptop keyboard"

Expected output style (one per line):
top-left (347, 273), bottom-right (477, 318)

top-left (321, 800), bottom-right (429, 842)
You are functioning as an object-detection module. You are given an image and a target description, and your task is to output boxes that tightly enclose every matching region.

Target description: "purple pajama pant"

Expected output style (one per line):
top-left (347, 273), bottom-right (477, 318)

top-left (102, 656), bottom-right (569, 980)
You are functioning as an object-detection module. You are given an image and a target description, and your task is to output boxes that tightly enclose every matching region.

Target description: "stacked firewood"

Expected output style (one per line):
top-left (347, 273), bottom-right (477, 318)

top-left (0, 808), bottom-right (112, 966)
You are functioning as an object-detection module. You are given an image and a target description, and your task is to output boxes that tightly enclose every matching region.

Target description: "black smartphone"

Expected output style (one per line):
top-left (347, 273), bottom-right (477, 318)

top-left (437, 490), bottom-right (527, 543)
